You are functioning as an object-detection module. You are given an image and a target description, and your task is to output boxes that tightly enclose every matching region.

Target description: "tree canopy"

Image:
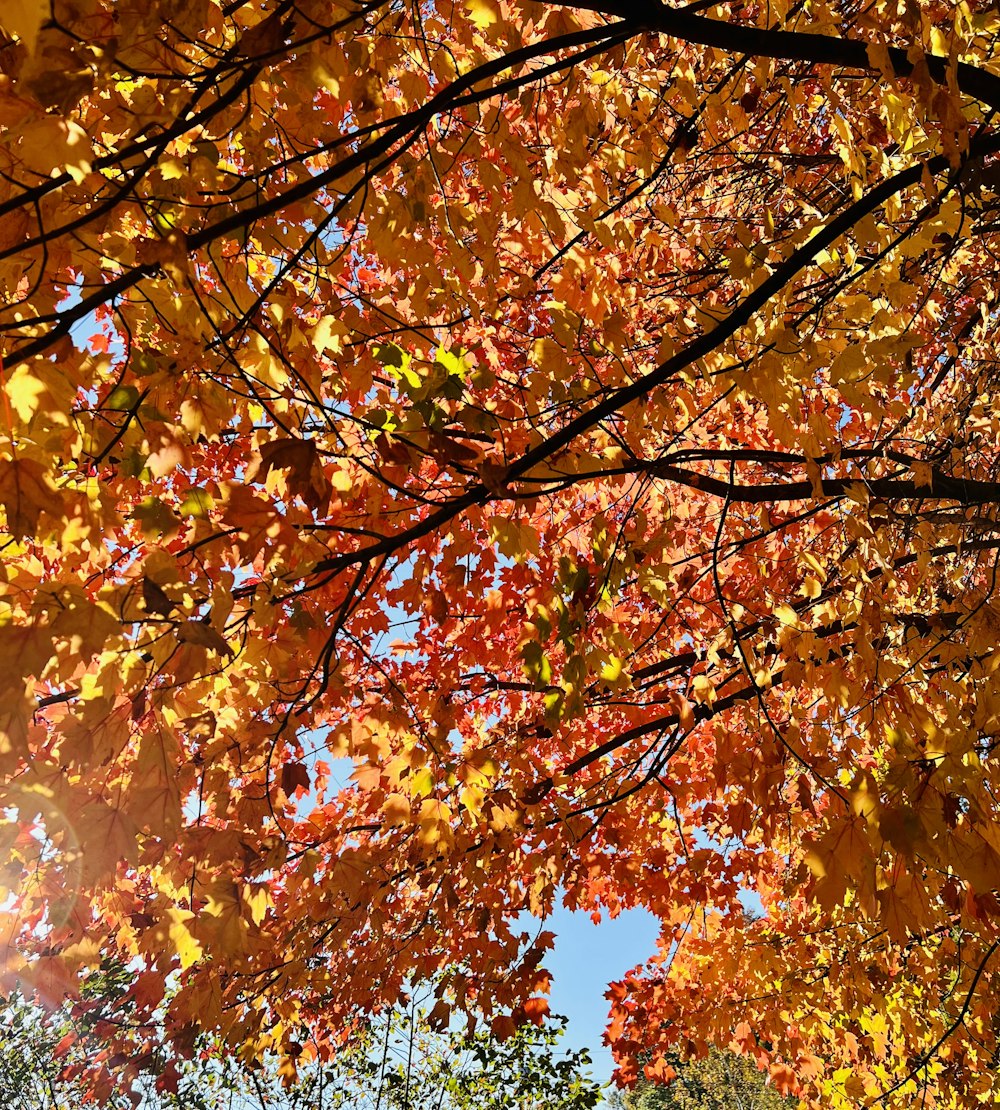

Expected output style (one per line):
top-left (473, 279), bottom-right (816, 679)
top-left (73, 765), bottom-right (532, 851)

top-left (612, 1048), bottom-right (794, 1110)
top-left (1, 0), bottom-right (1000, 1105)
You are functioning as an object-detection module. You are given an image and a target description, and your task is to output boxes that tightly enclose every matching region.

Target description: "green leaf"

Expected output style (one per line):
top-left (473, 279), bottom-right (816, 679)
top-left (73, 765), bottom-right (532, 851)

top-left (521, 640), bottom-right (552, 687)
top-left (373, 342), bottom-right (405, 367)
top-left (179, 488), bottom-right (213, 518)
top-left (105, 384), bottom-right (140, 411)
top-left (131, 496), bottom-right (180, 537)
top-left (131, 350), bottom-right (160, 377)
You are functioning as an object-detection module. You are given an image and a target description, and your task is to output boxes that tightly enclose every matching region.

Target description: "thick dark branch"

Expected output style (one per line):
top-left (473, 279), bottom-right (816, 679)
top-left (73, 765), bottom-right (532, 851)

top-left (550, 0), bottom-right (1000, 113)
top-left (654, 462), bottom-right (1000, 505)
top-left (562, 667), bottom-right (776, 777)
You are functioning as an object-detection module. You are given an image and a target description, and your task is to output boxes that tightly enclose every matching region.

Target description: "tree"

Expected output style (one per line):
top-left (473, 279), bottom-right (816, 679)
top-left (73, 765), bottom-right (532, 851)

top-left (612, 1052), bottom-right (790, 1110)
top-left (611, 1049), bottom-right (793, 1110)
top-left (0, 980), bottom-right (601, 1110)
top-left (0, 0), bottom-right (999, 1104)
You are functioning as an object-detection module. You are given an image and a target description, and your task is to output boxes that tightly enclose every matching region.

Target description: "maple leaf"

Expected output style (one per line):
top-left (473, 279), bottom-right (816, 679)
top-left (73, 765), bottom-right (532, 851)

top-left (465, 0), bottom-right (498, 31)
top-left (177, 620), bottom-right (233, 657)
top-left (77, 802), bottom-right (140, 877)
top-left (256, 438), bottom-right (332, 512)
top-left (0, 457), bottom-right (55, 538)
top-left (280, 761), bottom-right (310, 797)
top-left (162, 910), bottom-right (202, 971)
top-left (141, 577), bottom-right (175, 617)
top-left (201, 880), bottom-right (250, 956)
top-left (131, 496), bottom-right (180, 538)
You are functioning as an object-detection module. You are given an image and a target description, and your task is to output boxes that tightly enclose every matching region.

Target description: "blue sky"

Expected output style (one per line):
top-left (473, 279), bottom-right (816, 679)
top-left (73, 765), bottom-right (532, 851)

top-left (544, 902), bottom-right (661, 1088)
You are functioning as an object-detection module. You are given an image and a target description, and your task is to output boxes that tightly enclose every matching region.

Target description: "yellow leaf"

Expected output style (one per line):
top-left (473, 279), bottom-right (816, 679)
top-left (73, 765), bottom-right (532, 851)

top-left (245, 885), bottom-right (269, 927)
top-left (672, 692), bottom-right (695, 732)
top-left (691, 674), bottom-right (716, 705)
top-left (312, 315), bottom-right (344, 353)
top-left (802, 551), bottom-right (826, 579)
top-left (911, 461), bottom-right (933, 489)
top-left (408, 767), bottom-right (435, 798)
top-left (24, 118), bottom-right (93, 183)
top-left (0, 457), bottom-right (56, 538)
top-left (5, 369), bottom-right (46, 423)
top-left (382, 792), bottom-right (411, 826)
top-left (132, 496), bottom-right (180, 538)
top-left (106, 384), bottom-right (140, 411)
top-left (866, 40), bottom-right (895, 77)
top-left (159, 156), bottom-right (186, 180)
top-left (774, 604), bottom-right (800, 628)
top-left (800, 575), bottom-right (822, 599)
top-left (460, 783), bottom-right (485, 818)
top-left (202, 881), bottom-right (249, 955)
top-left (529, 337), bottom-right (565, 374)
top-left (165, 909), bottom-right (202, 970)
top-left (850, 775), bottom-right (878, 822)
top-left (145, 435), bottom-right (187, 478)
top-left (179, 488), bottom-right (213, 518)
top-left (417, 798), bottom-right (453, 848)
top-left (600, 654), bottom-right (623, 683)
top-left (465, 0), bottom-right (498, 29)
top-left (59, 935), bottom-right (103, 968)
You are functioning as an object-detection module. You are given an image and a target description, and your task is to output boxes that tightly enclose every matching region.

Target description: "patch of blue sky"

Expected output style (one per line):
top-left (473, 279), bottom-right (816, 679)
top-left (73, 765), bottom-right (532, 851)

top-left (541, 900), bottom-right (661, 1091)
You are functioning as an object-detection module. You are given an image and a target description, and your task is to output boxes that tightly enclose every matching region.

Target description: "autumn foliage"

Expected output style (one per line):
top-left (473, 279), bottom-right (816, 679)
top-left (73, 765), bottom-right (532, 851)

top-left (1, 0), bottom-right (1000, 1103)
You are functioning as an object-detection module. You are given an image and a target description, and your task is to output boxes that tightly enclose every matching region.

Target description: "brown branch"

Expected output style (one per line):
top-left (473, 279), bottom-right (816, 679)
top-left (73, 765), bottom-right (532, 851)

top-left (652, 462), bottom-right (1000, 505)
top-left (547, 0), bottom-right (1000, 113)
